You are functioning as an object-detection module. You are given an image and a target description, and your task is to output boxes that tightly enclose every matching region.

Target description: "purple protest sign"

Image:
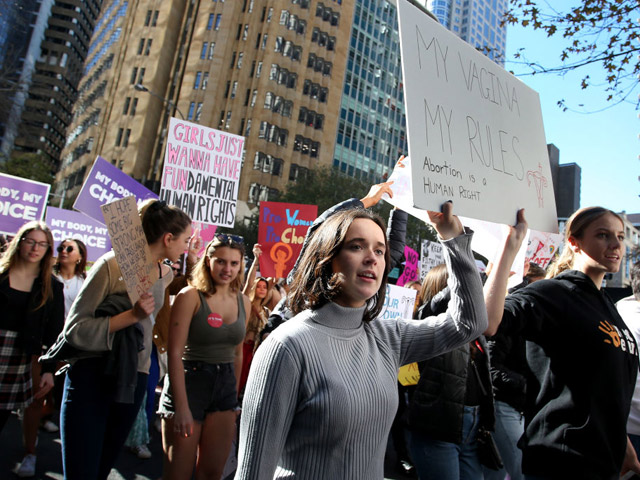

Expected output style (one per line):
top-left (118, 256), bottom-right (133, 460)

top-left (73, 156), bottom-right (157, 225)
top-left (45, 207), bottom-right (112, 262)
top-left (0, 173), bottom-right (50, 235)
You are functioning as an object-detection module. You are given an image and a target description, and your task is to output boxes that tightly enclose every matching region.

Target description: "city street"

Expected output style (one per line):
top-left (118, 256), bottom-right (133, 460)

top-left (0, 408), bottom-right (415, 479)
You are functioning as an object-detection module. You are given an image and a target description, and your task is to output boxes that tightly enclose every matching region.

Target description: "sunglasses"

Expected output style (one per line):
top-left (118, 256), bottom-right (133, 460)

top-left (215, 233), bottom-right (244, 245)
top-left (57, 245), bottom-right (74, 254)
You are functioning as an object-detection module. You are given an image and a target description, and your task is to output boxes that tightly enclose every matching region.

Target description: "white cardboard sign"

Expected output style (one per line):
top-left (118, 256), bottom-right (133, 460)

top-left (397, 0), bottom-right (558, 233)
top-left (159, 118), bottom-right (244, 228)
top-left (101, 196), bottom-right (155, 304)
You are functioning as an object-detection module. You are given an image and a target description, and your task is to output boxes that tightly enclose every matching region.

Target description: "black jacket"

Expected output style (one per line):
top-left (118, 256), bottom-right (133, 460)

top-left (500, 270), bottom-right (639, 480)
top-left (0, 272), bottom-right (64, 374)
top-left (487, 280), bottom-right (531, 413)
top-left (407, 287), bottom-right (494, 444)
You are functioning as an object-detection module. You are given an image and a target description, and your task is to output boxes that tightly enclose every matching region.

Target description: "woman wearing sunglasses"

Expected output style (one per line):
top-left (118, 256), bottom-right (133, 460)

top-left (0, 221), bottom-right (64, 477)
top-left (54, 239), bottom-right (88, 318)
top-left (159, 233), bottom-right (250, 480)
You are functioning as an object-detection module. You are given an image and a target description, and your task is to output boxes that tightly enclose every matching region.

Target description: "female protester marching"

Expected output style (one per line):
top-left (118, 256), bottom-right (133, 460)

top-left (238, 275), bottom-right (272, 395)
top-left (54, 238), bottom-right (88, 317)
top-left (0, 221), bottom-right (64, 477)
top-left (485, 206), bottom-right (640, 479)
top-left (57, 200), bottom-right (192, 480)
top-left (236, 202), bottom-right (489, 479)
top-left (159, 233), bottom-right (250, 480)
top-left (406, 263), bottom-right (495, 480)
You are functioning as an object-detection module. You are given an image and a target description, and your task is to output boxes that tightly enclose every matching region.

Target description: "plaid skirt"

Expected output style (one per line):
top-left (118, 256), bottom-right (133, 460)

top-left (0, 329), bottom-right (33, 410)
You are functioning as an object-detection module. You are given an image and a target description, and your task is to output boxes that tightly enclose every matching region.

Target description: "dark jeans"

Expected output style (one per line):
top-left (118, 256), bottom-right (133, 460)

top-left (60, 357), bottom-right (147, 480)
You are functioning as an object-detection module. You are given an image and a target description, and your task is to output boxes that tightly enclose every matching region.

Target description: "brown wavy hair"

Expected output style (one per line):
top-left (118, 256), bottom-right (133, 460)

top-left (190, 236), bottom-right (245, 295)
top-left (0, 221), bottom-right (55, 310)
top-left (289, 208), bottom-right (390, 323)
top-left (54, 238), bottom-right (88, 278)
top-left (546, 206), bottom-right (623, 279)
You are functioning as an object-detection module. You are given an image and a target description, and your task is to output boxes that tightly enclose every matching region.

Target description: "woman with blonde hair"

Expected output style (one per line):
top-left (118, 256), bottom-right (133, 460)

top-left (0, 221), bottom-right (64, 476)
top-left (485, 206), bottom-right (640, 479)
top-left (160, 233), bottom-right (250, 480)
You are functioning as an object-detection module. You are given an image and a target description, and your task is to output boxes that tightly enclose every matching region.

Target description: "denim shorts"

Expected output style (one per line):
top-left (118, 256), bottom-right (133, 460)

top-left (158, 361), bottom-right (237, 422)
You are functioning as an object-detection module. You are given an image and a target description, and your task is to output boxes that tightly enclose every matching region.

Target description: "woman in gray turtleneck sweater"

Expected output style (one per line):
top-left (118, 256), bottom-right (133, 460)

top-left (236, 203), bottom-right (488, 479)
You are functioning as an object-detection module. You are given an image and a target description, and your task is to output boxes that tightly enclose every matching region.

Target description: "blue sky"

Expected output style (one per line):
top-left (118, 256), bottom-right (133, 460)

top-left (505, 18), bottom-right (640, 215)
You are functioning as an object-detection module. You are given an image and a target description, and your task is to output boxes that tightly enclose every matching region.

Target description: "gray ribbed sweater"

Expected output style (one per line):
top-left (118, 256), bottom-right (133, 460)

top-left (235, 231), bottom-right (486, 479)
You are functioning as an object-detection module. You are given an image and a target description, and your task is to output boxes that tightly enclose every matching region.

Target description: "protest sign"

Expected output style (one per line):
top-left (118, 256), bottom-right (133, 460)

top-left (45, 207), bottom-right (111, 262)
top-left (397, 0), bottom-right (558, 233)
top-left (101, 196), bottom-right (155, 304)
top-left (74, 156), bottom-right (158, 225)
top-left (257, 201), bottom-right (317, 279)
top-left (526, 229), bottom-right (563, 270)
top-left (378, 283), bottom-right (417, 321)
top-left (398, 362), bottom-right (421, 387)
top-left (420, 240), bottom-right (444, 280)
top-left (384, 156), bottom-right (529, 286)
top-left (0, 173), bottom-right (50, 235)
top-left (397, 246), bottom-right (420, 287)
top-left (159, 118), bottom-right (243, 228)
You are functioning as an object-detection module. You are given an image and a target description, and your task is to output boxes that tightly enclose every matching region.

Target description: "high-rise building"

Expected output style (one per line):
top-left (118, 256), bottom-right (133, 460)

top-left (0, 0), bottom-right (102, 169)
top-left (58, 0), bottom-right (360, 214)
top-left (332, 1), bottom-right (409, 181)
top-left (418, 0), bottom-right (507, 65)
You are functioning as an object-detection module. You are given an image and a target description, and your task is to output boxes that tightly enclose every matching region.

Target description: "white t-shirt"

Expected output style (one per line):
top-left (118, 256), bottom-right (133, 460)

top-left (56, 274), bottom-right (85, 318)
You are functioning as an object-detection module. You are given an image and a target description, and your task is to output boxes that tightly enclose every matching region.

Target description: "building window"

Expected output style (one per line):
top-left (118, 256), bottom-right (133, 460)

top-left (194, 71), bottom-right (202, 89)
top-left (195, 102), bottom-right (203, 121)
top-left (208, 42), bottom-right (216, 59)
top-left (207, 14), bottom-right (215, 30)
top-left (138, 68), bottom-right (145, 84)
top-left (256, 61), bottom-right (263, 77)
top-left (152, 10), bottom-right (159, 26)
top-left (187, 102), bottom-right (196, 120)
top-left (122, 129), bottom-right (131, 147)
top-left (115, 128), bottom-right (123, 146)
top-left (123, 97), bottom-right (131, 115)
top-left (137, 38), bottom-right (145, 55)
top-left (202, 72), bottom-right (209, 90)
top-left (201, 42), bottom-right (208, 59)
top-left (130, 98), bottom-right (138, 116)
top-left (215, 13), bottom-right (222, 30)
top-left (250, 89), bottom-right (258, 107)
top-left (242, 24), bottom-right (249, 40)
top-left (144, 10), bottom-right (152, 26)
top-left (237, 52), bottom-right (243, 68)
top-left (144, 39), bottom-right (152, 55)
top-left (261, 34), bottom-right (268, 49)
top-left (130, 67), bottom-right (138, 84)
top-left (231, 81), bottom-right (238, 98)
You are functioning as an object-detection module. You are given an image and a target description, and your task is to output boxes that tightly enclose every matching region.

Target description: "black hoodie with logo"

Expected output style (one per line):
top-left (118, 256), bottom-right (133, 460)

top-left (500, 269), bottom-right (638, 480)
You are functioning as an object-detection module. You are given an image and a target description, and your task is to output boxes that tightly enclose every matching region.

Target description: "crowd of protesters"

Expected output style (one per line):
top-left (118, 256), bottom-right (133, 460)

top-left (0, 184), bottom-right (638, 480)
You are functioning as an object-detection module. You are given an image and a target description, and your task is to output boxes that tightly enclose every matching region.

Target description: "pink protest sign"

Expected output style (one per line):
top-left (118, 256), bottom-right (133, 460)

top-left (397, 246), bottom-right (420, 287)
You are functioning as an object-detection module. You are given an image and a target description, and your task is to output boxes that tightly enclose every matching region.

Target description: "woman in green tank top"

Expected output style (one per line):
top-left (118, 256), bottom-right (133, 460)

top-left (159, 234), bottom-right (251, 480)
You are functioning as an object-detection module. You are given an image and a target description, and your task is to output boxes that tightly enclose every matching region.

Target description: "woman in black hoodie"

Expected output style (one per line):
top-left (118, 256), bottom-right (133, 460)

top-left (485, 206), bottom-right (640, 480)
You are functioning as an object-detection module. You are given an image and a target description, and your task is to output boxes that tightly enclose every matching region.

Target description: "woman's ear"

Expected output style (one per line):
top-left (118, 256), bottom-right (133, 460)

top-left (567, 236), bottom-right (581, 253)
top-left (163, 232), bottom-right (173, 247)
